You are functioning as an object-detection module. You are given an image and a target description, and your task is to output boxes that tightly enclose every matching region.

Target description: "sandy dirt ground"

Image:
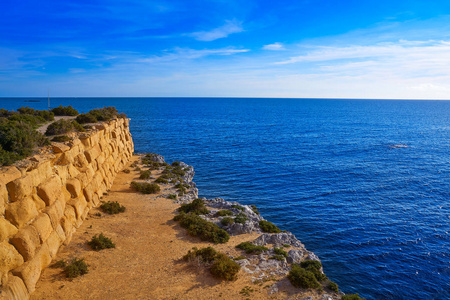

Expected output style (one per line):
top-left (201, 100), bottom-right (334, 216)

top-left (31, 156), bottom-right (322, 300)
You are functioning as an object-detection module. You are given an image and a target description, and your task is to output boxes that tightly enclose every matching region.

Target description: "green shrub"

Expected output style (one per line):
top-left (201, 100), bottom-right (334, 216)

top-left (178, 198), bottom-right (209, 215)
top-left (88, 233), bottom-right (115, 251)
top-left (100, 201), bottom-right (126, 214)
top-left (234, 213), bottom-right (248, 224)
top-left (89, 107), bottom-right (119, 121)
top-left (64, 258), bottom-right (88, 278)
top-left (8, 113), bottom-right (45, 127)
top-left (288, 264), bottom-right (320, 289)
top-left (71, 120), bottom-right (85, 132)
top-left (250, 204), bottom-right (260, 215)
top-left (155, 177), bottom-right (169, 184)
top-left (328, 281), bottom-right (339, 293)
top-left (172, 161), bottom-right (180, 167)
top-left (270, 255), bottom-right (286, 261)
top-left (216, 209), bottom-right (233, 217)
top-left (236, 242), bottom-right (268, 254)
top-left (220, 217), bottom-right (234, 226)
top-left (51, 105), bottom-right (79, 116)
top-left (76, 113), bottom-right (97, 124)
top-left (300, 260), bottom-right (327, 281)
top-left (183, 246), bottom-right (218, 264)
top-left (341, 294), bottom-right (364, 300)
top-left (231, 205), bottom-right (245, 211)
top-left (273, 247), bottom-right (288, 257)
top-left (183, 247), bottom-right (240, 281)
top-left (234, 256), bottom-right (246, 261)
top-left (51, 135), bottom-right (71, 142)
top-left (0, 120), bottom-right (49, 165)
top-left (50, 259), bottom-right (67, 268)
top-left (139, 170), bottom-right (151, 179)
top-left (167, 194), bottom-right (177, 200)
top-left (130, 181), bottom-right (160, 194)
top-left (45, 119), bottom-right (74, 136)
top-left (210, 254), bottom-right (240, 281)
top-left (174, 213), bottom-right (230, 244)
top-left (259, 220), bottom-right (281, 233)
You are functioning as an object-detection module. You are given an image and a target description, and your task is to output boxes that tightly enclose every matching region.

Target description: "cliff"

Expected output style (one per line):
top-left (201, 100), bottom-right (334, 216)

top-left (0, 118), bottom-right (134, 299)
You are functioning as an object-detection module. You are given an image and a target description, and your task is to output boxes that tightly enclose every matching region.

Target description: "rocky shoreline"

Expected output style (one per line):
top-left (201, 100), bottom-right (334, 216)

top-left (141, 153), bottom-right (346, 300)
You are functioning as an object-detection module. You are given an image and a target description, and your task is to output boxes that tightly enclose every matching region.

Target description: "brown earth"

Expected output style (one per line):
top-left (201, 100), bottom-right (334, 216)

top-left (31, 156), bottom-right (322, 300)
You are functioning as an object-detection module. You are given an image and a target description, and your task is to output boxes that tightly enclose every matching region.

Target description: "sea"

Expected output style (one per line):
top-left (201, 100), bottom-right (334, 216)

top-left (1, 97), bottom-right (449, 299)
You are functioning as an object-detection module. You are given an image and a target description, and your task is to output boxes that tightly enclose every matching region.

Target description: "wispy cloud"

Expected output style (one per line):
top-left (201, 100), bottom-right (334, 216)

top-left (139, 47), bottom-right (250, 63)
top-left (262, 42), bottom-right (285, 51)
top-left (189, 20), bottom-right (243, 41)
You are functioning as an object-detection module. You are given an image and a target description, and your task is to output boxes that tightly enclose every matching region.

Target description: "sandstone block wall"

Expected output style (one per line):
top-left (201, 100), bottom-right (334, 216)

top-left (0, 118), bottom-right (133, 299)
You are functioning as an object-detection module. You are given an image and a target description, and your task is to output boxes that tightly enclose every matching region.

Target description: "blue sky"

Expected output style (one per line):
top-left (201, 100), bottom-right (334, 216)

top-left (1, 0), bottom-right (450, 99)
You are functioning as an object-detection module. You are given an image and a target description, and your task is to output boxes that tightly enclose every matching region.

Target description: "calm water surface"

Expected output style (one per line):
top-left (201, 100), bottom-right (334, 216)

top-left (1, 98), bottom-right (449, 299)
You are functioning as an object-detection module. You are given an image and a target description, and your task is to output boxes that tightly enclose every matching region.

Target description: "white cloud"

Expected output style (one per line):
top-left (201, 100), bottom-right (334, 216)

top-left (189, 20), bottom-right (243, 41)
top-left (262, 42), bottom-right (285, 51)
top-left (139, 47), bottom-right (250, 63)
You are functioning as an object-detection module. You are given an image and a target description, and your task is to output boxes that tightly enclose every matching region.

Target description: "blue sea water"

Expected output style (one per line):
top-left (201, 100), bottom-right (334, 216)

top-left (1, 97), bottom-right (449, 299)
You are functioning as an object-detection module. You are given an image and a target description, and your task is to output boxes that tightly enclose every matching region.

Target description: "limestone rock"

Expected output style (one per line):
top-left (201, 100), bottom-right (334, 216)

top-left (52, 143), bottom-right (70, 154)
top-left (0, 241), bottom-right (24, 285)
top-left (31, 214), bottom-right (53, 244)
top-left (6, 175), bottom-right (33, 202)
top-left (0, 167), bottom-right (21, 185)
top-left (37, 176), bottom-right (63, 206)
top-left (287, 249), bottom-right (304, 264)
top-left (253, 232), bottom-right (305, 248)
top-left (5, 198), bottom-right (39, 228)
top-left (10, 225), bottom-right (41, 261)
top-left (0, 275), bottom-right (29, 300)
top-left (66, 178), bottom-right (82, 198)
top-left (0, 219), bottom-right (18, 243)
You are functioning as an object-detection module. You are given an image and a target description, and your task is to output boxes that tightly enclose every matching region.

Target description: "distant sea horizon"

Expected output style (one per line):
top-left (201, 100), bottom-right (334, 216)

top-left (1, 97), bottom-right (449, 299)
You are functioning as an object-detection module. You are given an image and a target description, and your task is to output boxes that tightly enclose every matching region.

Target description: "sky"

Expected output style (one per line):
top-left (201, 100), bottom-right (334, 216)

top-left (1, 0), bottom-right (450, 99)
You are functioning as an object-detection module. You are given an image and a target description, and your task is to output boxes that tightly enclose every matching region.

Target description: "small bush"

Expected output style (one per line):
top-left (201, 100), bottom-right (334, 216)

top-left (167, 194), bottom-right (177, 200)
top-left (300, 260), bottom-right (327, 281)
top-left (155, 176), bottom-right (168, 184)
top-left (51, 105), bottom-right (79, 116)
top-left (270, 255), bottom-right (286, 261)
top-left (221, 217), bottom-right (234, 226)
top-left (71, 120), bottom-right (85, 132)
top-left (274, 247), bottom-right (288, 258)
top-left (236, 242), bottom-right (268, 255)
top-left (76, 113), bottom-right (97, 124)
top-left (174, 212), bottom-right (230, 244)
top-left (288, 264), bottom-right (320, 289)
top-left (250, 204), bottom-right (260, 215)
top-left (64, 258), bottom-right (88, 278)
top-left (172, 161), bottom-right (180, 167)
top-left (45, 119), bottom-right (74, 136)
top-left (234, 213), bottom-right (248, 224)
top-left (100, 201), bottom-right (125, 214)
top-left (259, 220), bottom-right (282, 233)
top-left (178, 198), bottom-right (209, 215)
top-left (341, 294), bottom-right (364, 300)
top-left (50, 259), bottom-right (67, 268)
top-left (88, 233), bottom-right (115, 251)
top-left (328, 281), bottom-right (339, 293)
top-left (215, 209), bottom-right (233, 217)
top-left (139, 170), bottom-right (151, 179)
top-left (210, 254), bottom-right (240, 281)
top-left (234, 256), bottom-right (246, 260)
top-left (131, 181), bottom-right (160, 194)
top-left (51, 135), bottom-right (71, 142)
top-left (231, 205), bottom-right (245, 211)
top-left (183, 246), bottom-right (218, 264)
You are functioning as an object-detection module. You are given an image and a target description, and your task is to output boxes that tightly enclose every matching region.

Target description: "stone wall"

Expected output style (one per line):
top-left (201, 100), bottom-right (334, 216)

top-left (0, 118), bottom-right (134, 299)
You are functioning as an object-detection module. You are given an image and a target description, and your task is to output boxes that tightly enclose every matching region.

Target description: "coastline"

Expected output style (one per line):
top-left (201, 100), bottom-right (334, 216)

top-left (31, 154), bottom-right (343, 299)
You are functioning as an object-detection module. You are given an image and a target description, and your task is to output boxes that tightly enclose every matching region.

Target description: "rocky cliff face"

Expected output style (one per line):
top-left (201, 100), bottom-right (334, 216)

top-left (0, 118), bottom-right (134, 299)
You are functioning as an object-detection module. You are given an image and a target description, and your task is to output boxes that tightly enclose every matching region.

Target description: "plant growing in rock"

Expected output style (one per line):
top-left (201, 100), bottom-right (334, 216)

top-left (250, 204), bottom-right (260, 215)
top-left (288, 264), bottom-right (321, 289)
top-left (231, 204), bottom-right (245, 211)
top-left (51, 135), bottom-right (71, 142)
top-left (236, 242), bottom-right (268, 254)
top-left (259, 220), bottom-right (282, 233)
top-left (342, 294), bottom-right (365, 300)
top-left (100, 201), bottom-right (126, 214)
top-left (174, 212), bottom-right (230, 244)
top-left (270, 247), bottom-right (288, 261)
top-left (64, 258), bottom-right (89, 278)
top-left (328, 281), bottom-right (339, 293)
top-left (155, 176), bottom-right (169, 184)
top-left (234, 213), bottom-right (248, 224)
top-left (300, 260), bottom-right (327, 281)
top-left (177, 198), bottom-right (209, 215)
top-left (88, 233), bottom-right (115, 251)
top-left (215, 209), bottom-right (233, 217)
top-left (220, 217), bottom-right (234, 226)
top-left (167, 194), bottom-right (177, 200)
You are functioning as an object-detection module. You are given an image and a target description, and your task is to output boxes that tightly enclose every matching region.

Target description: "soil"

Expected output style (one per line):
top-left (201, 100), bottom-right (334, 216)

top-left (31, 156), bottom-right (322, 300)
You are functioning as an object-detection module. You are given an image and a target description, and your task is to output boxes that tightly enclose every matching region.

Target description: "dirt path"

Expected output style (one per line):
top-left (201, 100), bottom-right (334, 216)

top-left (36, 116), bottom-right (76, 135)
top-left (32, 156), bottom-right (310, 300)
